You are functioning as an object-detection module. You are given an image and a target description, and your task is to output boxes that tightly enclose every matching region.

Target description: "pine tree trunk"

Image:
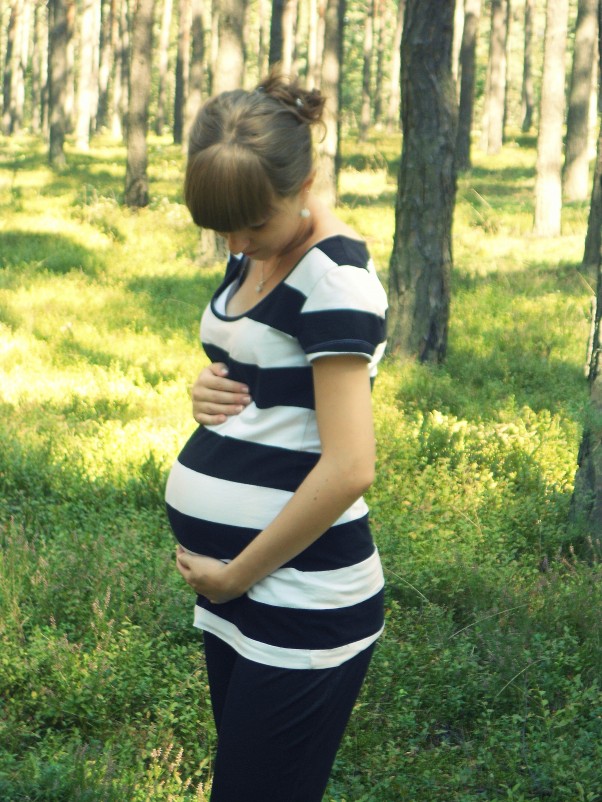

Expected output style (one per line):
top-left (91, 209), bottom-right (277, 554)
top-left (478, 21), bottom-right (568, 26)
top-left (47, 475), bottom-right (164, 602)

top-left (156, 0), bottom-right (174, 135)
top-left (480, 0), bottom-right (508, 154)
top-left (48, 0), bottom-right (70, 166)
top-left (96, 0), bottom-right (113, 132)
top-left (110, 0), bottom-right (126, 139)
top-left (455, 0), bottom-right (481, 172)
top-left (281, 0), bottom-right (297, 75)
top-left (124, 0), bottom-right (153, 207)
top-left (32, 0), bottom-right (47, 134)
top-left (174, 0), bottom-right (191, 145)
top-left (563, 0), bottom-right (598, 202)
top-left (581, 3), bottom-right (602, 279)
top-left (452, 0), bottom-right (464, 86)
top-left (75, 0), bottom-right (97, 149)
top-left (373, 0), bottom-right (385, 124)
top-left (387, 0), bottom-right (457, 362)
top-left (2, 0), bottom-right (26, 135)
top-left (385, 0), bottom-right (404, 131)
top-left (521, 0), bottom-right (535, 131)
top-left (533, 0), bottom-right (569, 237)
top-left (359, 0), bottom-right (374, 141)
top-left (258, 0), bottom-right (270, 78)
top-left (314, 0), bottom-right (345, 206)
top-left (184, 0), bottom-right (204, 147)
top-left (213, 0), bottom-right (246, 92)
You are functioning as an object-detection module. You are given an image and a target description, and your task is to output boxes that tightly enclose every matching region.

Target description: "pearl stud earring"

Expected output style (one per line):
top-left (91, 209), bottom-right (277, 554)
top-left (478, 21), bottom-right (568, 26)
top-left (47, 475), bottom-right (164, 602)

top-left (300, 207), bottom-right (311, 219)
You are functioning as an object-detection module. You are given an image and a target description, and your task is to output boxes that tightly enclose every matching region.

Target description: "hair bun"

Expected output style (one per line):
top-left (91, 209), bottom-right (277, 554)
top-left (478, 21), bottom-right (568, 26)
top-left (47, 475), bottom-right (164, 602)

top-left (257, 68), bottom-right (326, 126)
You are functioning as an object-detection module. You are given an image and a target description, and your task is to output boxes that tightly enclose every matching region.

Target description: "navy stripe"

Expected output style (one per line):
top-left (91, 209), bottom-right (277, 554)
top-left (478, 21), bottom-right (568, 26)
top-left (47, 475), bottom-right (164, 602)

top-left (197, 588), bottom-right (385, 650)
top-left (299, 309), bottom-right (386, 357)
top-left (246, 283), bottom-right (305, 336)
top-left (177, 428), bottom-right (319, 490)
top-left (316, 236), bottom-right (370, 268)
top-left (166, 504), bottom-right (376, 571)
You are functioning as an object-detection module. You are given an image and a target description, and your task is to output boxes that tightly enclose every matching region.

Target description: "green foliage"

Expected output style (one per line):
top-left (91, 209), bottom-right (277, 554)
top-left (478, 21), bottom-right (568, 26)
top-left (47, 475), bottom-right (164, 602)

top-left (0, 130), bottom-right (599, 801)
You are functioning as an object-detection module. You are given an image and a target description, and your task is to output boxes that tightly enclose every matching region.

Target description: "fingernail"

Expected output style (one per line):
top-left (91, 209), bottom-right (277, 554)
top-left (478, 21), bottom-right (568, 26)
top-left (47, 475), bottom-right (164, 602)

top-left (242, 395), bottom-right (251, 404)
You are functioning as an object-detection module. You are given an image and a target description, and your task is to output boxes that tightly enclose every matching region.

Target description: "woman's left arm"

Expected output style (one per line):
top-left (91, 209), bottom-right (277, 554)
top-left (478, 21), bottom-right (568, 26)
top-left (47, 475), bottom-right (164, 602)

top-left (176, 355), bottom-right (375, 602)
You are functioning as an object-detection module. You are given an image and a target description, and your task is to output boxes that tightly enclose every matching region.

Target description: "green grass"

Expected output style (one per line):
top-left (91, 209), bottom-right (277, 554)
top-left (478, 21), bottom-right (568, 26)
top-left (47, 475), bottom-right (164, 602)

top-left (0, 131), bottom-right (600, 801)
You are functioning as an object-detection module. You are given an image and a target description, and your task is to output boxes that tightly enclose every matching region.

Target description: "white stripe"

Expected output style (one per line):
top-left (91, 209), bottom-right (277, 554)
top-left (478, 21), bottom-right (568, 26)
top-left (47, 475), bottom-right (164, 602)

top-left (300, 263), bottom-right (388, 316)
top-left (194, 607), bottom-right (384, 669)
top-left (209, 403), bottom-right (321, 452)
top-left (203, 313), bottom-right (309, 368)
top-left (165, 460), bottom-right (369, 527)
top-left (247, 549), bottom-right (384, 609)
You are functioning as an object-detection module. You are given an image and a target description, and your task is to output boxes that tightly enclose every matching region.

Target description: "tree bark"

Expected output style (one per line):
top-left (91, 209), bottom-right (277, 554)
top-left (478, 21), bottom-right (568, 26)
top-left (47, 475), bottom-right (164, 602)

top-left (124, 0), bottom-right (153, 207)
top-left (48, 0), bottom-right (71, 166)
top-left (563, 0), bottom-right (598, 202)
top-left (385, 0), bottom-right (404, 131)
top-left (213, 0), bottom-right (246, 92)
top-left (480, 0), bottom-right (508, 154)
top-left (533, 0), bottom-right (569, 237)
top-left (521, 0), bottom-right (535, 131)
top-left (269, 0), bottom-right (296, 72)
top-left (111, 0), bottom-right (129, 139)
top-left (581, 3), bottom-right (602, 279)
top-left (359, 0), bottom-right (374, 141)
top-left (96, 0), bottom-right (114, 132)
top-left (184, 0), bottom-right (204, 147)
top-left (373, 0), bottom-right (385, 124)
top-left (387, 0), bottom-right (457, 362)
top-left (455, 0), bottom-right (481, 172)
top-left (32, 0), bottom-right (47, 134)
top-left (174, 0), bottom-right (191, 144)
top-left (314, 0), bottom-right (345, 207)
top-left (155, 0), bottom-right (174, 135)
top-left (2, 0), bottom-right (26, 135)
top-left (75, 0), bottom-right (99, 149)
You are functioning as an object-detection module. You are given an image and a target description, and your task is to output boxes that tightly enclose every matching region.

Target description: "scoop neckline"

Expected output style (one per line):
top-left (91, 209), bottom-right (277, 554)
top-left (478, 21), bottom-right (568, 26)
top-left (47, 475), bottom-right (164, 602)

top-left (210, 234), bottom-right (366, 322)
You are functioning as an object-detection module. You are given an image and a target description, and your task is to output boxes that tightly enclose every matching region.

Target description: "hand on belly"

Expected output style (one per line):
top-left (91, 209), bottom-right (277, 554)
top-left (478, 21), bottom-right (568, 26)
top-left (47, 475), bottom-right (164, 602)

top-left (175, 546), bottom-right (241, 604)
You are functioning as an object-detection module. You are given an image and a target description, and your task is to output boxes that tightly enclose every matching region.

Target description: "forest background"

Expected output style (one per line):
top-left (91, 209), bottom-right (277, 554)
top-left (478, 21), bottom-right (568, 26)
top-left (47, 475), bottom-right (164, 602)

top-left (2, 0), bottom-right (602, 800)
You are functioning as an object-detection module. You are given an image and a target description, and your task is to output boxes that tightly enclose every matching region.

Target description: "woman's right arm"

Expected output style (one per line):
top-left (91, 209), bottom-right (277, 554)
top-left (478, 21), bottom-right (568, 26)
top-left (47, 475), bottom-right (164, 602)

top-left (192, 362), bottom-right (251, 425)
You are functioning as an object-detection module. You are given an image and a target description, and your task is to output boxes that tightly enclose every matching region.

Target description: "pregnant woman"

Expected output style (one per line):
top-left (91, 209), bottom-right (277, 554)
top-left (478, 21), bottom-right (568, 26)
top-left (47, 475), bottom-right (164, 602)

top-left (165, 70), bottom-right (388, 802)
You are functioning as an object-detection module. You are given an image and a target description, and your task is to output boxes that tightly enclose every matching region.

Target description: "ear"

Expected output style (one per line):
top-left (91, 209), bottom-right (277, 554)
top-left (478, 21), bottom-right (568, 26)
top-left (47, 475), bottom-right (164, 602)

top-left (300, 171), bottom-right (316, 194)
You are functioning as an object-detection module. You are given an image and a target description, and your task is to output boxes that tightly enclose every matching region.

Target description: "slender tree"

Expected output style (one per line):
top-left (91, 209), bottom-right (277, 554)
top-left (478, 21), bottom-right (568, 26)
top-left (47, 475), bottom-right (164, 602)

top-left (156, 0), bottom-right (174, 135)
top-left (32, 0), bottom-right (47, 134)
top-left (388, 0), bottom-right (457, 361)
top-left (213, 0), bottom-right (246, 92)
top-left (174, 0), bottom-right (191, 144)
top-left (2, 0), bottom-right (27, 135)
top-left (124, 0), bottom-right (153, 207)
top-left (571, 11), bottom-right (602, 530)
top-left (385, 0), bottom-right (404, 131)
top-left (359, 0), bottom-right (374, 141)
top-left (480, 0), bottom-right (508, 154)
top-left (533, 0), bottom-right (570, 237)
top-left (184, 0), bottom-right (204, 146)
top-left (563, 0), bottom-right (598, 202)
top-left (314, 0), bottom-right (345, 206)
top-left (96, 0), bottom-right (114, 132)
top-left (48, 0), bottom-right (71, 166)
top-left (75, 0), bottom-right (99, 149)
top-left (521, 0), bottom-right (535, 131)
top-left (455, 0), bottom-right (480, 171)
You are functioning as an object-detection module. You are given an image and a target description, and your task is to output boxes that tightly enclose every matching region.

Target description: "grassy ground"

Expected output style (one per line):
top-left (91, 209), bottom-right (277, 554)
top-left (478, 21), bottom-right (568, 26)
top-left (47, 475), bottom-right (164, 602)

top-left (0, 130), bottom-right (600, 802)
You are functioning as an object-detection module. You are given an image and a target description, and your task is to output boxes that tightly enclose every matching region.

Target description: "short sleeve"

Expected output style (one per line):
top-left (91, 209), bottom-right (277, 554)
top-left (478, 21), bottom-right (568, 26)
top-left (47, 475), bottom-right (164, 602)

top-left (297, 260), bottom-right (388, 371)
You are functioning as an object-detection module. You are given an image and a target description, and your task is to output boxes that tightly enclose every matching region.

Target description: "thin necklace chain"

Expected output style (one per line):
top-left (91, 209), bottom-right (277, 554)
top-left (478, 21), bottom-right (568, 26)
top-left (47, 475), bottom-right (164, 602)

top-left (254, 218), bottom-right (314, 294)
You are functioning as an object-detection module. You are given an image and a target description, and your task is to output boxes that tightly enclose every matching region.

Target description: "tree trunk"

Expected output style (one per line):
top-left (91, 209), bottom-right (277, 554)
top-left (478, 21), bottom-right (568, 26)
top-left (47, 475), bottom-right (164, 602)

top-left (2, 0), bottom-right (26, 135)
top-left (32, 0), bottom-right (47, 134)
top-left (48, 0), bottom-right (71, 166)
top-left (373, 0), bottom-right (385, 124)
top-left (563, 0), bottom-right (598, 202)
top-left (155, 0), bottom-right (174, 135)
top-left (385, 0), bottom-right (404, 131)
top-left (96, 0), bottom-right (114, 132)
top-left (521, 0), bottom-right (535, 131)
top-left (269, 0), bottom-right (296, 72)
top-left (533, 0), bottom-right (569, 237)
top-left (174, 0), bottom-right (191, 144)
top-left (480, 0), bottom-right (508, 154)
top-left (65, 0), bottom-right (76, 131)
top-left (111, 0), bottom-right (128, 139)
top-left (581, 3), bottom-right (602, 279)
top-left (387, 0), bottom-right (457, 362)
top-left (455, 0), bottom-right (481, 172)
top-left (452, 0), bottom-right (464, 86)
top-left (258, 0), bottom-right (270, 78)
top-left (75, 0), bottom-right (98, 149)
top-left (124, 0), bottom-right (153, 207)
top-left (184, 0), bottom-right (204, 147)
top-left (314, 0), bottom-right (345, 206)
top-left (213, 0), bottom-right (246, 92)
top-left (359, 0), bottom-right (374, 141)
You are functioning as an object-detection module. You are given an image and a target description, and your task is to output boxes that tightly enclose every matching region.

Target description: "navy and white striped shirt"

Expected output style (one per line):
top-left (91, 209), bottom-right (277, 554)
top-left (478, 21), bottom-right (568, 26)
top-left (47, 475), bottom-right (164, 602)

top-left (166, 235), bottom-right (388, 669)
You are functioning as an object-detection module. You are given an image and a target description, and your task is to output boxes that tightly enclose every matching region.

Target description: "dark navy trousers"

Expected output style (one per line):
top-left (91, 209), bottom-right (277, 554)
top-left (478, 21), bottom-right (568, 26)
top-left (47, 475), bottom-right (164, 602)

top-left (203, 632), bottom-right (374, 802)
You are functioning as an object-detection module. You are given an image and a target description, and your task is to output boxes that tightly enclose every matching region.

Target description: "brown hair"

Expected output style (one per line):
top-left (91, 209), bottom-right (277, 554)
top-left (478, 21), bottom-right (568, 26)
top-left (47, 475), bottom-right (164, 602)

top-left (184, 71), bottom-right (326, 232)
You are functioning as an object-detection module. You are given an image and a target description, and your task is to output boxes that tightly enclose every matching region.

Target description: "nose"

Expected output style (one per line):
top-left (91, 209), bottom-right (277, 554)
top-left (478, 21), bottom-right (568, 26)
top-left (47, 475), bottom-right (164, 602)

top-left (227, 231), bottom-right (250, 253)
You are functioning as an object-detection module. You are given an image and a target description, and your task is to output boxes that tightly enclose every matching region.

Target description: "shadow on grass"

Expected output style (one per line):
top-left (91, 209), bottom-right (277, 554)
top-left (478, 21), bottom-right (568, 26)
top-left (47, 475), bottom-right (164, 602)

top-left (0, 230), bottom-right (105, 277)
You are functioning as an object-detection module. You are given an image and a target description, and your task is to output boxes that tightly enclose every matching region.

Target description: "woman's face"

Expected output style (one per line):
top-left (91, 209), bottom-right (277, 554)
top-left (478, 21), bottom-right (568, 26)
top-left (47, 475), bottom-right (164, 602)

top-left (218, 193), bottom-right (306, 262)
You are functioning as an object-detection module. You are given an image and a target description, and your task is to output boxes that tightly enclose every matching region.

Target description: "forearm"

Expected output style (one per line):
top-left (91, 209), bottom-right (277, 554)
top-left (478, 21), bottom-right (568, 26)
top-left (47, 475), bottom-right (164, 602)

top-left (225, 456), bottom-right (373, 595)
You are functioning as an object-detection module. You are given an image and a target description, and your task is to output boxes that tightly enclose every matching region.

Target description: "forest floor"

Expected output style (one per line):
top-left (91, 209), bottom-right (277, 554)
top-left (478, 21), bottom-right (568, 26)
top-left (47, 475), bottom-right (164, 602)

top-left (0, 130), bottom-right (601, 802)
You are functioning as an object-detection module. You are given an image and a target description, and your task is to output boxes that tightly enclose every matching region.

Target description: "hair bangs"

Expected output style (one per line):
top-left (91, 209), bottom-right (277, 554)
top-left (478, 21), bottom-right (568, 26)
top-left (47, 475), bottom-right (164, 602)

top-left (185, 144), bottom-right (275, 232)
